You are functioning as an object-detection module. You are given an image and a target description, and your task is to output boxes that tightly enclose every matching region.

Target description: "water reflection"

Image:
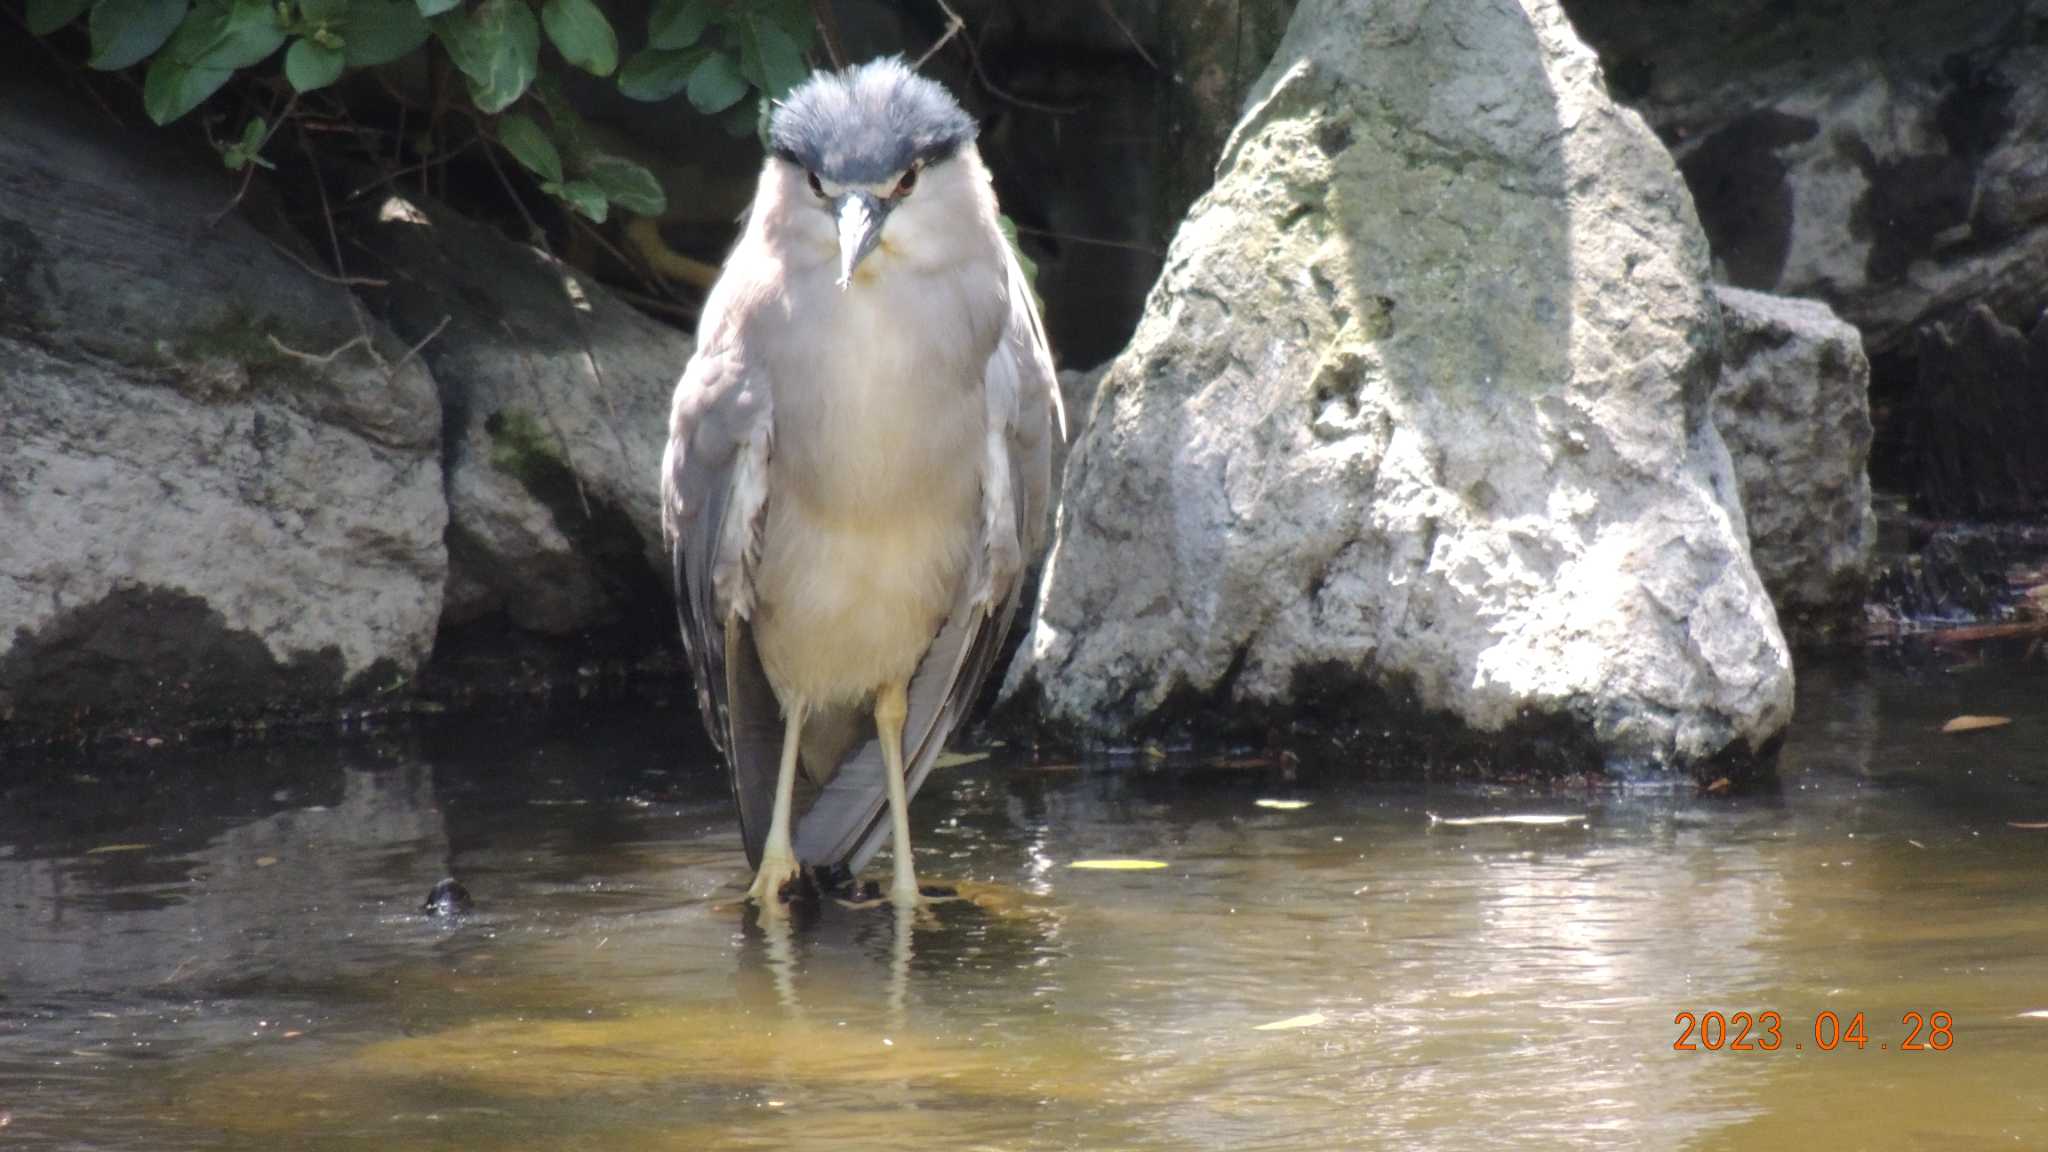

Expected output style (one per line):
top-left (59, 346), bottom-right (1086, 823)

top-left (1, 665), bottom-right (2046, 1150)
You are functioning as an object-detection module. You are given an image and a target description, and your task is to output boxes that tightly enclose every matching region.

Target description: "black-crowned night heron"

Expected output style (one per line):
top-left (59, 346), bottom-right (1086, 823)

top-left (662, 59), bottom-right (1062, 912)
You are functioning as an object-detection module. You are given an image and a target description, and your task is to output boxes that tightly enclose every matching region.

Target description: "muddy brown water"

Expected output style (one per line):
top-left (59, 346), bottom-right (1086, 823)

top-left (3, 658), bottom-right (2046, 1150)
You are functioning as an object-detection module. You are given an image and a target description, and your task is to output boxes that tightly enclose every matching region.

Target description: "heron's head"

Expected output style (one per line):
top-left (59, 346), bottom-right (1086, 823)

top-left (767, 58), bottom-right (983, 289)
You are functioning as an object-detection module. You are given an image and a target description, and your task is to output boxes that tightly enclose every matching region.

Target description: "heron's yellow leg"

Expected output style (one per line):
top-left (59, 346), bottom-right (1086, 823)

top-left (747, 696), bottom-right (809, 911)
top-left (875, 681), bottom-right (920, 908)
top-left (623, 215), bottom-right (720, 290)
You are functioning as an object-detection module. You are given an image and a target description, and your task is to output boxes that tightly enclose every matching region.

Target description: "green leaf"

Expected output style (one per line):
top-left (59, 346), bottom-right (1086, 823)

top-left (546, 178), bottom-right (608, 223)
top-left (734, 12), bottom-right (806, 99)
top-left (431, 0), bottom-right (539, 114)
top-left (297, 0), bottom-right (347, 22)
top-left (338, 0), bottom-right (428, 65)
top-left (540, 0), bottom-right (614, 76)
top-left (684, 49), bottom-right (745, 115)
top-left (284, 36), bottom-right (344, 88)
top-left (159, 0), bottom-right (287, 69)
top-left (142, 56), bottom-right (226, 122)
top-left (615, 46), bottom-right (697, 102)
top-left (497, 112), bottom-right (562, 183)
top-left (585, 155), bottom-right (665, 215)
top-left (87, 0), bottom-right (188, 70)
top-left (413, 0), bottom-right (457, 15)
top-left (239, 114), bottom-right (267, 149)
top-left (27, 0), bottom-right (95, 35)
top-left (723, 96), bottom-right (762, 139)
top-left (645, 0), bottom-right (709, 50)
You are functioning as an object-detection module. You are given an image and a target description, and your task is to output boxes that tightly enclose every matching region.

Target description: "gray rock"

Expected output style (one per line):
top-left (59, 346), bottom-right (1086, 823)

top-left (0, 83), bottom-right (446, 736)
top-left (1562, 0), bottom-right (2048, 361)
top-left (349, 196), bottom-right (689, 643)
top-left (1711, 287), bottom-right (1876, 638)
top-left (1010, 0), bottom-right (1794, 771)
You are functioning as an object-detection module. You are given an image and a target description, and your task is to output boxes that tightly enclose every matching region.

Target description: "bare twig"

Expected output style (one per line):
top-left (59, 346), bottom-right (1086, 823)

top-left (267, 333), bottom-right (373, 366)
top-left (914, 0), bottom-right (964, 71)
top-left (390, 314), bottom-right (450, 376)
top-left (928, 0), bottom-right (1085, 114)
top-left (812, 0), bottom-right (847, 70)
top-left (347, 135), bottom-right (482, 202)
top-left (1011, 222), bottom-right (1164, 256)
top-left (296, 123), bottom-right (393, 376)
top-left (569, 213), bottom-right (683, 303)
top-left (261, 233), bottom-right (390, 287)
top-left (1093, 0), bottom-right (1158, 69)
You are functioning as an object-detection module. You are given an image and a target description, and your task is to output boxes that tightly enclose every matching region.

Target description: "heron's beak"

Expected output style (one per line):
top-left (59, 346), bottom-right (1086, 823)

top-left (834, 191), bottom-right (888, 289)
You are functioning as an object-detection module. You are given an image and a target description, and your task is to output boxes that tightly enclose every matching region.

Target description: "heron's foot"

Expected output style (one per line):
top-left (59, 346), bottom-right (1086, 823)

top-left (834, 879), bottom-right (960, 914)
top-left (746, 852), bottom-right (804, 911)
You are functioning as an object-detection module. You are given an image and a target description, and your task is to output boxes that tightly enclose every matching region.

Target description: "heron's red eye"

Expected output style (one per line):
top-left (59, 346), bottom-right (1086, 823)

top-left (806, 171), bottom-right (824, 197)
top-left (893, 165), bottom-right (919, 197)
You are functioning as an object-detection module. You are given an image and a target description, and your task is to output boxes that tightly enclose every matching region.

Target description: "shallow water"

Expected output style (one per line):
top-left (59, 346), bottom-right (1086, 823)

top-left (4, 658), bottom-right (2047, 1150)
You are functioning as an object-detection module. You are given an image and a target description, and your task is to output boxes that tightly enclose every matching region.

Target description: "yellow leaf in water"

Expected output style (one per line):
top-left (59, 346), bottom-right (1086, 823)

top-left (933, 751), bottom-right (991, 769)
top-left (1942, 715), bottom-right (2012, 733)
top-left (1068, 859), bottom-right (1169, 871)
top-left (1255, 799), bottom-right (1311, 811)
top-left (2009, 822), bottom-right (2048, 830)
top-left (1428, 814), bottom-right (1586, 828)
top-left (1254, 1012), bottom-right (1326, 1031)
top-left (2020, 1010), bottom-right (2048, 1020)
top-left (255, 856), bottom-right (279, 868)
top-left (86, 843), bottom-right (151, 855)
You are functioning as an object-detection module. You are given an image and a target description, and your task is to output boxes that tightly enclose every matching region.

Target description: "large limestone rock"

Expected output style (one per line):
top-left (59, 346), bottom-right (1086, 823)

top-left (1014, 0), bottom-right (1795, 770)
top-left (349, 197), bottom-right (687, 648)
top-left (0, 82), bottom-right (446, 738)
top-left (1712, 287), bottom-right (1876, 638)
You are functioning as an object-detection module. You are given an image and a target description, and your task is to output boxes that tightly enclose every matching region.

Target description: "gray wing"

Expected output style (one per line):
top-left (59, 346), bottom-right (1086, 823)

top-left (791, 242), bottom-right (1063, 874)
top-left (662, 310), bottom-right (779, 868)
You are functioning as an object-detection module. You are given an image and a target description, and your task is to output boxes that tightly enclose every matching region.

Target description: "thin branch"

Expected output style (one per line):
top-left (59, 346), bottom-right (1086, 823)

top-left (930, 0), bottom-right (1085, 115)
top-left (1011, 222), bottom-right (1164, 256)
top-left (267, 333), bottom-right (372, 366)
top-left (209, 90), bottom-right (299, 227)
top-left (914, 0), bottom-right (964, 70)
top-left (261, 233), bottom-right (389, 287)
top-left (296, 123), bottom-right (393, 376)
top-left (390, 314), bottom-right (450, 376)
top-left (812, 0), bottom-right (847, 70)
top-left (346, 135), bottom-right (483, 203)
top-left (1093, 0), bottom-right (1158, 70)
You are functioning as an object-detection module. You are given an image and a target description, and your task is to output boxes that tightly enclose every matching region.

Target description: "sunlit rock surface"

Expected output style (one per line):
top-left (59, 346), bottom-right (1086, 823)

top-left (1014, 0), bottom-right (1795, 770)
top-left (350, 197), bottom-right (684, 646)
top-left (0, 82), bottom-right (445, 736)
top-left (1711, 287), bottom-right (1876, 639)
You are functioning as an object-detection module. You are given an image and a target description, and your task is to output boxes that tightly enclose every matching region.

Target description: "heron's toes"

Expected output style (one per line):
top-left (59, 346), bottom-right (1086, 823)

top-left (746, 856), bottom-right (804, 910)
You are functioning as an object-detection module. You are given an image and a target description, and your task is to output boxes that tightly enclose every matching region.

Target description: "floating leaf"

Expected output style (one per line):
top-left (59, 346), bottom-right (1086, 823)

top-left (646, 0), bottom-right (711, 49)
top-left (497, 112), bottom-right (562, 183)
top-left (339, 0), bottom-right (428, 66)
top-left (2009, 822), bottom-right (2048, 830)
top-left (432, 0), bottom-right (539, 114)
top-left (1428, 813), bottom-right (1587, 828)
top-left (255, 856), bottom-right (279, 868)
top-left (285, 36), bottom-right (345, 90)
top-left (86, 843), bottom-right (153, 855)
top-left (2021, 1010), bottom-right (2048, 1019)
top-left (1254, 799), bottom-right (1310, 811)
top-left (28, 0), bottom-right (95, 35)
top-left (934, 751), bottom-right (991, 769)
top-left (1254, 1012), bottom-right (1326, 1032)
top-left (585, 155), bottom-right (666, 214)
top-left (685, 49), bottom-right (748, 115)
top-left (1068, 859), bottom-right (1168, 871)
top-left (1942, 715), bottom-right (2011, 734)
top-left (616, 46), bottom-right (699, 101)
top-left (541, 0), bottom-right (616, 76)
top-left (88, 0), bottom-right (189, 70)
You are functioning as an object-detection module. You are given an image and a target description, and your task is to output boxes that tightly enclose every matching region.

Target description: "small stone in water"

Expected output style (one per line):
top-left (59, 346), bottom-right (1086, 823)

top-left (422, 878), bottom-right (474, 916)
